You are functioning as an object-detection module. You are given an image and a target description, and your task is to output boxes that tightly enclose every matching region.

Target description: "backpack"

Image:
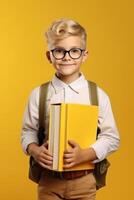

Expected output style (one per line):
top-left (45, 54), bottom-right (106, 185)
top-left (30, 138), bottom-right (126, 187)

top-left (29, 81), bottom-right (110, 189)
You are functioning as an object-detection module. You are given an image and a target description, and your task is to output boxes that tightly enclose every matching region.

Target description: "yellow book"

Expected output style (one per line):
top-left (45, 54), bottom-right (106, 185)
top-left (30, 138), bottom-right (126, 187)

top-left (49, 103), bottom-right (98, 171)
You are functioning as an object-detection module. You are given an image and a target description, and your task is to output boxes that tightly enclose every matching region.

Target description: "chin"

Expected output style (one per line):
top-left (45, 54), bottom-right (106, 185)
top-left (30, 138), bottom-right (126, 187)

top-left (60, 70), bottom-right (76, 76)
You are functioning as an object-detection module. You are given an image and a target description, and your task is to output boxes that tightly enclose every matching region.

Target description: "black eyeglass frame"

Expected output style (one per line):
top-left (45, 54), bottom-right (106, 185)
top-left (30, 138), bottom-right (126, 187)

top-left (50, 48), bottom-right (85, 60)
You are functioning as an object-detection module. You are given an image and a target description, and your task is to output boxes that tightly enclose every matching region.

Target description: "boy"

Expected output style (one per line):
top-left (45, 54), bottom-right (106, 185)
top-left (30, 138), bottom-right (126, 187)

top-left (21, 19), bottom-right (120, 200)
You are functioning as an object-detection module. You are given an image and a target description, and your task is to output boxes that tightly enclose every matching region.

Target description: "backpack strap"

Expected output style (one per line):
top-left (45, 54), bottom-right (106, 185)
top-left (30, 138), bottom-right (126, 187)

top-left (87, 80), bottom-right (101, 135)
top-left (87, 80), bottom-right (98, 106)
top-left (38, 81), bottom-right (50, 145)
top-left (38, 80), bottom-right (99, 145)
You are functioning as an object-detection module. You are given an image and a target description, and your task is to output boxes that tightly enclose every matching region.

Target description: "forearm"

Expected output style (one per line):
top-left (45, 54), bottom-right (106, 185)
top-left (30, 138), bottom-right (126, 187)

top-left (91, 133), bottom-right (120, 162)
top-left (81, 147), bottom-right (98, 163)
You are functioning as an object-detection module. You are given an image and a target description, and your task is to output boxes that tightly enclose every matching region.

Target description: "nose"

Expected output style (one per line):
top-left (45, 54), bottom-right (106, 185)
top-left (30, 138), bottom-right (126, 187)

top-left (63, 51), bottom-right (71, 60)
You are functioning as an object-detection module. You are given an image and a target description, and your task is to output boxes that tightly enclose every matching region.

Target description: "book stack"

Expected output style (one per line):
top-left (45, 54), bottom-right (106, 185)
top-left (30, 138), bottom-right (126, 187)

top-left (48, 103), bottom-right (98, 171)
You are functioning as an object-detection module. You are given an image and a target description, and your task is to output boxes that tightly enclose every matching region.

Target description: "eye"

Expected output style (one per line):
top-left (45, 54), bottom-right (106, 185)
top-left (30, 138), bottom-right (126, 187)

top-left (54, 48), bottom-right (64, 54)
top-left (71, 48), bottom-right (80, 53)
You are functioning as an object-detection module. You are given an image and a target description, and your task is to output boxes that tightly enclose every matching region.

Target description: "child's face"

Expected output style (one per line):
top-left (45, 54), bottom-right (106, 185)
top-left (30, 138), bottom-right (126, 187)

top-left (46, 36), bottom-right (88, 81)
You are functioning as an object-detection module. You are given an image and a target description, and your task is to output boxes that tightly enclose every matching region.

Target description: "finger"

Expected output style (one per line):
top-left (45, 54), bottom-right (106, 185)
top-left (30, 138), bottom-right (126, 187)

top-left (64, 157), bottom-right (74, 164)
top-left (63, 162), bottom-right (75, 169)
top-left (64, 148), bottom-right (73, 154)
top-left (64, 152), bottom-right (73, 158)
top-left (41, 147), bottom-right (53, 157)
top-left (41, 153), bottom-right (53, 161)
top-left (68, 140), bottom-right (78, 148)
top-left (40, 158), bottom-right (53, 166)
top-left (38, 162), bottom-right (52, 170)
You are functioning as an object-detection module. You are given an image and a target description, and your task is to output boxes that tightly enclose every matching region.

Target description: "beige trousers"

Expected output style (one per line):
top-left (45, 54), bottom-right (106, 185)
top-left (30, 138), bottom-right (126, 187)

top-left (38, 172), bottom-right (96, 200)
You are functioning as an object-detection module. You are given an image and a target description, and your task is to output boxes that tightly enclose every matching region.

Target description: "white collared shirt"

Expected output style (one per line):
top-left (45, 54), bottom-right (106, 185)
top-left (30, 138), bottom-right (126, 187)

top-left (21, 73), bottom-right (120, 163)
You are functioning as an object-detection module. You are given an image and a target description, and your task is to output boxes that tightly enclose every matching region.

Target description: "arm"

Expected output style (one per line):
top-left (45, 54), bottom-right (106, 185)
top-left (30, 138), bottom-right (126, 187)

top-left (90, 87), bottom-right (120, 163)
top-left (21, 87), bottom-right (53, 169)
top-left (64, 87), bottom-right (120, 168)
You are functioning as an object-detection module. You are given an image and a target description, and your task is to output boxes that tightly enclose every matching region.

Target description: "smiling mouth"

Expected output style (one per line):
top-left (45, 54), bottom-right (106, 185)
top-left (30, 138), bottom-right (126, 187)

top-left (60, 64), bottom-right (75, 66)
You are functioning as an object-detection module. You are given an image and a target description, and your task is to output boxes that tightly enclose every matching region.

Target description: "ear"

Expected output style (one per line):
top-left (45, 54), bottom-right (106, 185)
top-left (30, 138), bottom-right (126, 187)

top-left (82, 50), bottom-right (89, 63)
top-left (46, 51), bottom-right (52, 63)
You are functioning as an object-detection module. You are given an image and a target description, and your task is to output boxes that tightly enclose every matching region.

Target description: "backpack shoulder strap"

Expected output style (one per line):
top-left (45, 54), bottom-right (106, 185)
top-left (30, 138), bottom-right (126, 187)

top-left (38, 80), bottom-right (99, 145)
top-left (87, 80), bottom-right (98, 106)
top-left (38, 81), bottom-right (50, 145)
top-left (87, 80), bottom-right (101, 135)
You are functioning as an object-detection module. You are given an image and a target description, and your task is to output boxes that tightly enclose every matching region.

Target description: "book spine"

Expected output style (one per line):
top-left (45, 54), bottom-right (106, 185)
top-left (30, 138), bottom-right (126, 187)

top-left (58, 103), bottom-right (66, 171)
top-left (53, 105), bottom-right (60, 170)
top-left (48, 105), bottom-right (54, 155)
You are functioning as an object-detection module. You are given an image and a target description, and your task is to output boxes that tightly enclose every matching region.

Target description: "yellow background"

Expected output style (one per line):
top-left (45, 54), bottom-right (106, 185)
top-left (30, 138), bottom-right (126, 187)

top-left (1, 0), bottom-right (134, 199)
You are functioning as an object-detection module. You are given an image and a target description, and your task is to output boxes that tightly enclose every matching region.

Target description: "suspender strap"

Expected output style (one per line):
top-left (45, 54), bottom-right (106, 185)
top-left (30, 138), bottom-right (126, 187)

top-left (87, 81), bottom-right (98, 106)
top-left (38, 81), bottom-right (50, 145)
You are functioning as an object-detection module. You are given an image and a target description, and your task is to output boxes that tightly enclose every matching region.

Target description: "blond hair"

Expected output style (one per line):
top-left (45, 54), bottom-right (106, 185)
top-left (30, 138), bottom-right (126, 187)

top-left (45, 18), bottom-right (87, 49)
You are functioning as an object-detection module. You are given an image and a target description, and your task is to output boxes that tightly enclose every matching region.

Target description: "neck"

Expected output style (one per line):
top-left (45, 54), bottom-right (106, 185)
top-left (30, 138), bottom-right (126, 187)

top-left (56, 72), bottom-right (81, 84)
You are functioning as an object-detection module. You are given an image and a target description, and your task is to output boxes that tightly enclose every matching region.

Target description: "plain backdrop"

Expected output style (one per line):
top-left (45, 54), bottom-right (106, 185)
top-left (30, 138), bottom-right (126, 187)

top-left (1, 0), bottom-right (134, 199)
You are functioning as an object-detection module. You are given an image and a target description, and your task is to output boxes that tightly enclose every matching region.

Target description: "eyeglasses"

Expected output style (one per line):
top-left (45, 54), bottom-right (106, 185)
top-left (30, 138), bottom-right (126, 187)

top-left (50, 48), bottom-right (85, 60)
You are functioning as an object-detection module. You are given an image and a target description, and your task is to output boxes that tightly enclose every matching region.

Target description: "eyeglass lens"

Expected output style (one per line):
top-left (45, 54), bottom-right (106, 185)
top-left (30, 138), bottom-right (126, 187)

top-left (51, 48), bottom-right (84, 59)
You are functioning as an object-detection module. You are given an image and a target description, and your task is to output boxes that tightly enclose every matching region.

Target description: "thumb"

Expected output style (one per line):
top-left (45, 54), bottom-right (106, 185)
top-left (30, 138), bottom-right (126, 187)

top-left (68, 140), bottom-right (78, 148)
top-left (43, 140), bottom-right (48, 148)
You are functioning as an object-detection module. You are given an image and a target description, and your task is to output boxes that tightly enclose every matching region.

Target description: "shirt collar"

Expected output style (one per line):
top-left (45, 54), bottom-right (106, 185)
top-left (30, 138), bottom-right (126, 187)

top-left (51, 73), bottom-right (86, 94)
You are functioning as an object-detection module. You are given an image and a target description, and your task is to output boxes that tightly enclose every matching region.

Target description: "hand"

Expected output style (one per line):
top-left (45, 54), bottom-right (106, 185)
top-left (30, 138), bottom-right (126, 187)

top-left (63, 140), bottom-right (97, 169)
top-left (63, 140), bottom-right (85, 169)
top-left (28, 141), bottom-right (53, 170)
